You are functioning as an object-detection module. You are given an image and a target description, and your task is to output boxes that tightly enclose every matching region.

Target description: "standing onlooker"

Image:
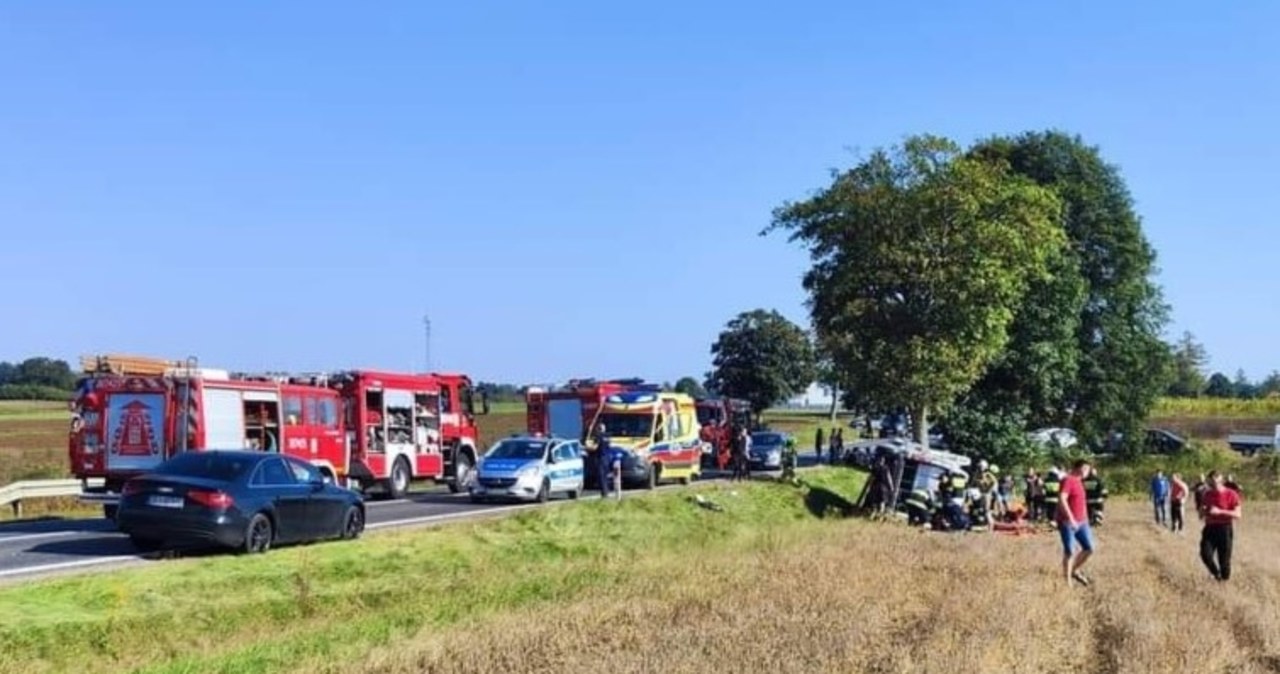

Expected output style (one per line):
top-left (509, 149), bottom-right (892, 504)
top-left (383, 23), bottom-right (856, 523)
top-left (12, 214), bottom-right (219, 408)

top-left (997, 470), bottom-right (1014, 518)
top-left (814, 427), bottom-right (825, 462)
top-left (731, 426), bottom-right (749, 482)
top-left (1224, 474), bottom-right (1242, 496)
top-left (1192, 473), bottom-right (1209, 517)
top-left (1025, 469), bottom-right (1044, 521)
top-left (1150, 470), bottom-right (1170, 527)
top-left (1199, 471), bottom-right (1242, 582)
top-left (834, 427), bottom-right (845, 463)
top-left (1057, 459), bottom-right (1096, 587)
top-left (592, 422), bottom-right (612, 498)
top-left (1169, 472), bottom-right (1189, 533)
top-left (828, 428), bottom-right (839, 464)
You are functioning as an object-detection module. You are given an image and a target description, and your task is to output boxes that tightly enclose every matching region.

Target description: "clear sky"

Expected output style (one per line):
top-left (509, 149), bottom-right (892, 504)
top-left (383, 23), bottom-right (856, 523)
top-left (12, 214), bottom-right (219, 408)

top-left (2, 1), bottom-right (1277, 385)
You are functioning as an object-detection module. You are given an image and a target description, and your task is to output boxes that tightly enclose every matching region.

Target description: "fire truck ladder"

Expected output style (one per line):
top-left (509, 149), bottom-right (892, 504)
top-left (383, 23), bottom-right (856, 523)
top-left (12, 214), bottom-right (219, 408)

top-left (80, 354), bottom-right (186, 376)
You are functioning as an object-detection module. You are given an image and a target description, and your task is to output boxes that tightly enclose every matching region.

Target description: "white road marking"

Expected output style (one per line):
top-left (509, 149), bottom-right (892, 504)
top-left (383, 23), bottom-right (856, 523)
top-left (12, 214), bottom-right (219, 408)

top-left (0, 531), bottom-right (84, 545)
top-left (0, 555), bottom-right (140, 579)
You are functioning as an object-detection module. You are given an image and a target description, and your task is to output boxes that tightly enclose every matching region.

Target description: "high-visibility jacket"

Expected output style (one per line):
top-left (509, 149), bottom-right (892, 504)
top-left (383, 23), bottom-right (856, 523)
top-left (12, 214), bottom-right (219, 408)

top-left (1043, 475), bottom-right (1062, 506)
top-left (904, 489), bottom-right (933, 512)
top-left (1083, 476), bottom-right (1107, 506)
top-left (949, 474), bottom-right (968, 492)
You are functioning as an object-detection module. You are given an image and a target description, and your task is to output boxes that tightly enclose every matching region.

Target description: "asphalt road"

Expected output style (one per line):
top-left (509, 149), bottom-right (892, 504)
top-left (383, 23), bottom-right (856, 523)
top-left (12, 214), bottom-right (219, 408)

top-left (0, 463), bottom-right (799, 584)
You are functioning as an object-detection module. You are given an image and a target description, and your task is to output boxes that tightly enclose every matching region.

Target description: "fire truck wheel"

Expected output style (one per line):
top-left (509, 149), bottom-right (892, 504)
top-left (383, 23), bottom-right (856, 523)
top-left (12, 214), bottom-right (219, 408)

top-left (449, 452), bottom-right (475, 494)
top-left (243, 513), bottom-right (274, 554)
top-left (387, 457), bottom-right (411, 499)
top-left (537, 478), bottom-right (550, 503)
top-left (341, 505), bottom-right (365, 540)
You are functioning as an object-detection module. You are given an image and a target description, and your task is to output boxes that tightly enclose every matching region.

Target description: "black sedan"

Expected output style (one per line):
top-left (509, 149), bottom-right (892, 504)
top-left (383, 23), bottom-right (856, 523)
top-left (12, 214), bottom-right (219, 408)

top-left (116, 450), bottom-right (365, 554)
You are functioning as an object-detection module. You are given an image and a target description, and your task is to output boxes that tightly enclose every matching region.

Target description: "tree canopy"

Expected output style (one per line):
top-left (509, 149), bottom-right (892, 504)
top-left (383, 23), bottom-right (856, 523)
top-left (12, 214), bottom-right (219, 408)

top-left (768, 134), bottom-right (1065, 447)
top-left (704, 309), bottom-right (816, 415)
top-left (962, 131), bottom-right (1173, 454)
top-left (673, 377), bottom-right (707, 398)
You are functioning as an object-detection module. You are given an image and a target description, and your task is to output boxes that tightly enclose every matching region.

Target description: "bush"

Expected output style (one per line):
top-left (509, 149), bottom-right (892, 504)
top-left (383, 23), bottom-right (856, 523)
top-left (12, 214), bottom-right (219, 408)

top-left (1094, 442), bottom-right (1259, 497)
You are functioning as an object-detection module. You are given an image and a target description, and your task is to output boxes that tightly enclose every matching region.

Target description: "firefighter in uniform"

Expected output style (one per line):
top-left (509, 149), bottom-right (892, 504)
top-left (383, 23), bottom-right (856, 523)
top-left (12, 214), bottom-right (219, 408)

top-left (1084, 470), bottom-right (1108, 526)
top-left (1042, 468), bottom-right (1062, 524)
top-left (904, 487), bottom-right (934, 526)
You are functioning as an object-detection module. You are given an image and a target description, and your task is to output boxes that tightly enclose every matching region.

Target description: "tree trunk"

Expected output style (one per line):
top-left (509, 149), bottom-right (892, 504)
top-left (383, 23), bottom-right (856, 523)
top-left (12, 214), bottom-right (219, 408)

top-left (914, 404), bottom-right (930, 450)
top-left (828, 383), bottom-right (839, 422)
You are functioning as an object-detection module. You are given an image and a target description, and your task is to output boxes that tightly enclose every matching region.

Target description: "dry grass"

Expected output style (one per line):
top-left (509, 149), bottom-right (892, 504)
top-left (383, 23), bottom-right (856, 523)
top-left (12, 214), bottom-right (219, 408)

top-left (330, 502), bottom-right (1280, 674)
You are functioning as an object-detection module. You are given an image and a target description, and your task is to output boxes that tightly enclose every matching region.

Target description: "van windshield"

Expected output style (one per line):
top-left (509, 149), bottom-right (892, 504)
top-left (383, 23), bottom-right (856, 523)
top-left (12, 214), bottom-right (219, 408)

top-left (597, 413), bottom-right (653, 438)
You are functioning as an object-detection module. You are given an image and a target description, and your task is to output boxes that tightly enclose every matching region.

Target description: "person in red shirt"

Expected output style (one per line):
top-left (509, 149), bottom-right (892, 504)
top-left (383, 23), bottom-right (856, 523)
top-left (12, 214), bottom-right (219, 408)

top-left (1056, 459), bottom-right (1095, 588)
top-left (1169, 473), bottom-right (1189, 533)
top-left (1199, 470), bottom-right (1242, 582)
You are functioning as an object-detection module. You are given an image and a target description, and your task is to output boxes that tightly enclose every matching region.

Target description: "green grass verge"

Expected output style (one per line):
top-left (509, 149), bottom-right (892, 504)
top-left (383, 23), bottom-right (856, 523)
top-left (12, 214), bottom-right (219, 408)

top-left (0, 401), bottom-right (66, 422)
top-left (0, 469), bottom-right (866, 674)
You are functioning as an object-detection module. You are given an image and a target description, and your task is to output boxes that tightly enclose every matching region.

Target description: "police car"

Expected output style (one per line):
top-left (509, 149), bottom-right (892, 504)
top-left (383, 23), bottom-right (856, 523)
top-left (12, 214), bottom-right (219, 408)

top-left (470, 435), bottom-right (585, 503)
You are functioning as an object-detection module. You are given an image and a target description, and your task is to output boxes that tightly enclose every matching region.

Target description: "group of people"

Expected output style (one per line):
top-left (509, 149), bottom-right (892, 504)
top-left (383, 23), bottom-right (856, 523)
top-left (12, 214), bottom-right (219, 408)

top-left (1054, 460), bottom-right (1244, 589)
top-left (813, 426), bottom-right (849, 463)
top-left (1148, 469), bottom-right (1244, 581)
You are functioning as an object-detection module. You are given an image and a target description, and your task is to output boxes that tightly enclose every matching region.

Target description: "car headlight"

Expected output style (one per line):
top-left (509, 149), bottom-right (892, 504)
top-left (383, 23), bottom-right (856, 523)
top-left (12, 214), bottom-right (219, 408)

top-left (515, 465), bottom-right (541, 480)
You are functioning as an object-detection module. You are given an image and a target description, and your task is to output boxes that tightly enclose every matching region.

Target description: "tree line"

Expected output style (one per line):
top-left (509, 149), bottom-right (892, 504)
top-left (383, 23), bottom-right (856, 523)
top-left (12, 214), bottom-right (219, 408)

top-left (1167, 332), bottom-right (1280, 399)
top-left (0, 357), bottom-right (78, 400)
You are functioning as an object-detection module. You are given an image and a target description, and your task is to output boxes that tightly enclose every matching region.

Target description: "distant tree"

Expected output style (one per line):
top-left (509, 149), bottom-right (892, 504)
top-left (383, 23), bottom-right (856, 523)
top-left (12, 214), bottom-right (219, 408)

top-left (0, 362), bottom-right (14, 386)
top-left (1204, 372), bottom-right (1235, 398)
top-left (768, 134), bottom-right (1064, 448)
top-left (1166, 332), bottom-right (1209, 398)
top-left (476, 382), bottom-right (522, 403)
top-left (705, 309), bottom-right (816, 416)
top-left (1233, 369), bottom-right (1257, 399)
top-left (967, 131), bottom-right (1172, 454)
top-left (674, 377), bottom-right (706, 398)
top-left (14, 357), bottom-right (76, 390)
top-left (1258, 371), bottom-right (1280, 398)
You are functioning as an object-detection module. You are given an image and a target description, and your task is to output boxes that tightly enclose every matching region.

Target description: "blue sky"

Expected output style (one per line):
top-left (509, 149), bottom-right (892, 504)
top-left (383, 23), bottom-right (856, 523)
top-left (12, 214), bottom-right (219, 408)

top-left (2, 1), bottom-right (1277, 385)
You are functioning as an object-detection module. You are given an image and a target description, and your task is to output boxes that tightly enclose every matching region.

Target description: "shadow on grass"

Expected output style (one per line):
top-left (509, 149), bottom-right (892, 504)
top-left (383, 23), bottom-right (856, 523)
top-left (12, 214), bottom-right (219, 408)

top-left (804, 487), bottom-right (859, 519)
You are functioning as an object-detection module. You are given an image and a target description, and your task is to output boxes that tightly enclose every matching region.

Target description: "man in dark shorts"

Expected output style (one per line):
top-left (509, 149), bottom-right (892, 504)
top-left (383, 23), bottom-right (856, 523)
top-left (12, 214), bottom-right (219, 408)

top-left (1199, 471), bottom-right (1242, 582)
top-left (1056, 459), bottom-right (1096, 588)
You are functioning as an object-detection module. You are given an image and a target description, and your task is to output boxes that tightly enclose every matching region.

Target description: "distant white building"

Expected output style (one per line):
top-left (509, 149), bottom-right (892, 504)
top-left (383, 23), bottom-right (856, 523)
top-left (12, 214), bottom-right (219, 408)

top-left (781, 382), bottom-right (835, 409)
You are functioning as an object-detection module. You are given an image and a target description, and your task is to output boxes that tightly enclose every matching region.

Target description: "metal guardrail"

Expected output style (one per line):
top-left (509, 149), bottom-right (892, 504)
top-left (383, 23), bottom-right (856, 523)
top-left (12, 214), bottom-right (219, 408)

top-left (0, 478), bottom-right (103, 518)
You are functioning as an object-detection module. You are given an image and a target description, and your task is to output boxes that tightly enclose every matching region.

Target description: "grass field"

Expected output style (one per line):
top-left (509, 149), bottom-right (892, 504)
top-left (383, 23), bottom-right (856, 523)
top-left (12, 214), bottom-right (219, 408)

top-left (4, 470), bottom-right (1280, 673)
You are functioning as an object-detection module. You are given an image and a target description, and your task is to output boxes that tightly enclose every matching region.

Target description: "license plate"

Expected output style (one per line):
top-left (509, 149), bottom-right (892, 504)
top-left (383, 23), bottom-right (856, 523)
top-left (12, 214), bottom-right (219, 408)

top-left (147, 495), bottom-right (184, 509)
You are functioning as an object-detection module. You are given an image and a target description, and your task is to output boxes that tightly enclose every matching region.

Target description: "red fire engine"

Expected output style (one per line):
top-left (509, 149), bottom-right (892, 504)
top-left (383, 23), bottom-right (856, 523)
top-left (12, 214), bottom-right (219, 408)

top-left (69, 355), bottom-right (348, 519)
top-left (69, 356), bottom-right (487, 519)
top-left (695, 396), bottom-right (752, 469)
top-left (328, 370), bottom-right (484, 499)
top-left (525, 378), bottom-right (645, 441)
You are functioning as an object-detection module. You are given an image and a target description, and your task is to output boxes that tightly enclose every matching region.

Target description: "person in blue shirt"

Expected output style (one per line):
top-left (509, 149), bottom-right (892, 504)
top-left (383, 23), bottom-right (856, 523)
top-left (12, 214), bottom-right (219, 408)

top-left (1150, 470), bottom-right (1170, 526)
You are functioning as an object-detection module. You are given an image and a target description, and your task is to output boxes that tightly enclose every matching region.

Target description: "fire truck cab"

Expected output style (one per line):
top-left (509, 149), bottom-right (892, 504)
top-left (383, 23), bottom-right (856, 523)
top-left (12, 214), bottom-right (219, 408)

top-left (331, 370), bottom-right (484, 499)
top-left (525, 378), bottom-right (645, 442)
top-left (69, 355), bottom-right (348, 519)
top-left (589, 387), bottom-right (705, 489)
top-left (695, 396), bottom-right (753, 469)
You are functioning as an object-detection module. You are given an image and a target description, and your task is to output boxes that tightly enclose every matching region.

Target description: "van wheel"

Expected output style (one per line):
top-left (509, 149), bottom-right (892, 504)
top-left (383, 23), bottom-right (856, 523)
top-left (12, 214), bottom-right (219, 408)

top-left (678, 475), bottom-right (690, 486)
top-left (647, 465), bottom-right (658, 490)
top-left (103, 505), bottom-right (118, 521)
top-left (568, 488), bottom-right (580, 500)
top-left (386, 457), bottom-right (411, 499)
top-left (243, 514), bottom-right (273, 554)
top-left (537, 478), bottom-right (550, 503)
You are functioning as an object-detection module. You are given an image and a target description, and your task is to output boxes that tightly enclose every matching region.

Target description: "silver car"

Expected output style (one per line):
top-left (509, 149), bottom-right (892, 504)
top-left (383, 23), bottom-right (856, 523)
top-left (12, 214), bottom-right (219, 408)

top-left (748, 431), bottom-right (787, 470)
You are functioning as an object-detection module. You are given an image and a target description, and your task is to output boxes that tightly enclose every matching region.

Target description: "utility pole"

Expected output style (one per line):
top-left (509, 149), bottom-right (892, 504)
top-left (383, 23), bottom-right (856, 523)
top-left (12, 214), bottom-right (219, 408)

top-left (423, 314), bottom-right (432, 373)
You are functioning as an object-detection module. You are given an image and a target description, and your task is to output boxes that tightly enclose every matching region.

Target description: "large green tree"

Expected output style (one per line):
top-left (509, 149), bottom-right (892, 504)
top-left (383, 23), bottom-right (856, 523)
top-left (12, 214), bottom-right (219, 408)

top-left (768, 135), bottom-right (1065, 448)
top-left (965, 131), bottom-right (1173, 453)
top-left (673, 376), bottom-right (707, 398)
top-left (705, 309), bottom-right (816, 416)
